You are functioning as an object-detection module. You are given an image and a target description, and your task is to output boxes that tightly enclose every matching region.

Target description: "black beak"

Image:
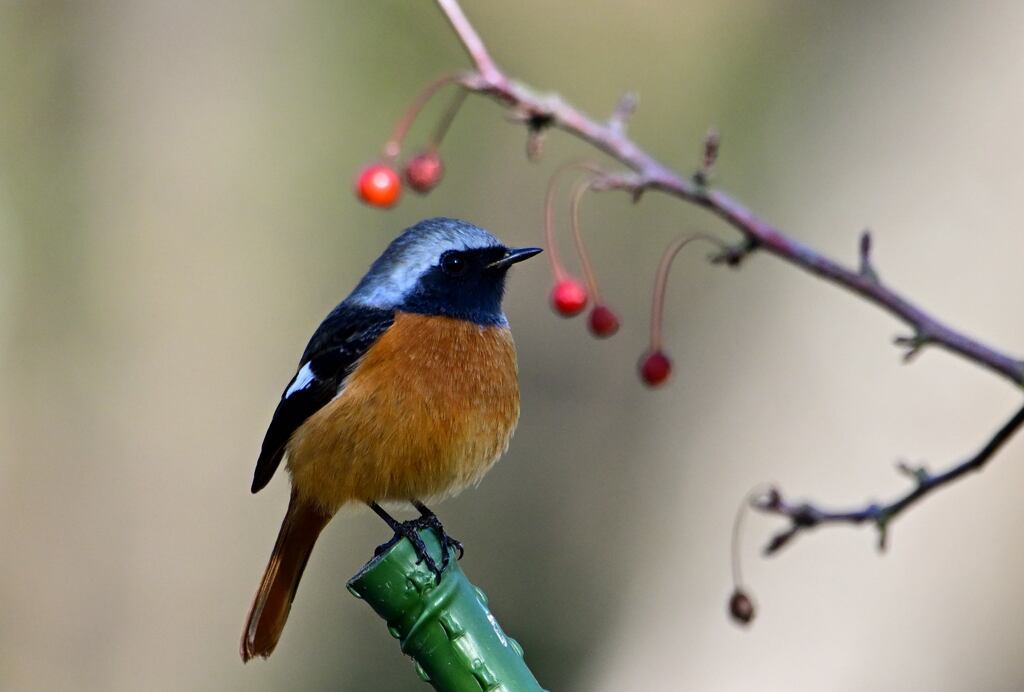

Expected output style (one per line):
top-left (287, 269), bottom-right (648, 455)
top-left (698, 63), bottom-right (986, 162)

top-left (487, 246), bottom-right (543, 270)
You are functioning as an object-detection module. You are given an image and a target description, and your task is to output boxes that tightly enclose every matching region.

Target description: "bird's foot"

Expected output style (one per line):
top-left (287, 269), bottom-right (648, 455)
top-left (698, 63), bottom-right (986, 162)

top-left (368, 501), bottom-right (461, 583)
top-left (374, 520), bottom-right (444, 577)
top-left (409, 513), bottom-right (464, 575)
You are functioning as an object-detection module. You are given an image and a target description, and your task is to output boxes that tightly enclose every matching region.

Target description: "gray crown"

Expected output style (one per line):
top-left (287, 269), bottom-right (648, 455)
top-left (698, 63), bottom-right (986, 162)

top-left (348, 218), bottom-right (503, 308)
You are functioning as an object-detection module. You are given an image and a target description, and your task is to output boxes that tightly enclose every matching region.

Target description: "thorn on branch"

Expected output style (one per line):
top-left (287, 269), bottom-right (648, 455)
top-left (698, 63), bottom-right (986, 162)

top-left (750, 487), bottom-right (809, 556)
top-left (859, 229), bottom-right (880, 283)
top-left (874, 509), bottom-right (890, 552)
top-left (894, 331), bottom-right (933, 362)
top-left (608, 91), bottom-right (638, 134)
top-left (764, 526), bottom-right (799, 555)
top-left (895, 459), bottom-right (931, 485)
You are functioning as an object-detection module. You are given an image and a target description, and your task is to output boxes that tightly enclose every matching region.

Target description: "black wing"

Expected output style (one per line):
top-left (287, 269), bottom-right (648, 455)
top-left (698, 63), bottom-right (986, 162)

top-left (250, 303), bottom-right (394, 493)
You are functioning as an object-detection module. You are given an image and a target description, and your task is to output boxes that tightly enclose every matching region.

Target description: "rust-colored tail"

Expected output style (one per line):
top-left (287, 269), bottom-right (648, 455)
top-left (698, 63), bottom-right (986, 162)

top-left (241, 492), bottom-right (330, 662)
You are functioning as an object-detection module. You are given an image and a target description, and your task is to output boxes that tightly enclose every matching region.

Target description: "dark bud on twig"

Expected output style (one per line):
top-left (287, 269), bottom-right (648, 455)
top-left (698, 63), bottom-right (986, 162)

top-left (859, 229), bottom-right (879, 283)
top-left (876, 520), bottom-right (889, 552)
top-left (711, 237), bottom-right (759, 268)
top-left (895, 460), bottom-right (930, 485)
top-left (694, 128), bottom-right (720, 186)
top-left (859, 229), bottom-right (871, 260)
top-left (753, 485), bottom-right (782, 511)
top-left (527, 112), bottom-right (554, 131)
top-left (728, 588), bottom-right (756, 626)
top-left (894, 331), bottom-right (930, 362)
top-left (764, 527), bottom-right (797, 555)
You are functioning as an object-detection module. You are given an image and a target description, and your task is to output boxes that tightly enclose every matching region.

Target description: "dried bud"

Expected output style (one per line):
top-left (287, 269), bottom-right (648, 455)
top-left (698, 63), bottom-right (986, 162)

top-left (728, 589), bottom-right (755, 626)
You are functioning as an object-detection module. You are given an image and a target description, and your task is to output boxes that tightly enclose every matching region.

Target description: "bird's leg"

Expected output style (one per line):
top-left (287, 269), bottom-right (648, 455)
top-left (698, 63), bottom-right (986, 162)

top-left (368, 502), bottom-right (442, 576)
top-left (411, 500), bottom-right (464, 572)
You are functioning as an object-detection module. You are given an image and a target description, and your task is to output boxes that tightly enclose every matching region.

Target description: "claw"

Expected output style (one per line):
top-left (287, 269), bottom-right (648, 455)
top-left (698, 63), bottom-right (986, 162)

top-left (406, 512), bottom-right (463, 580)
top-left (404, 519), bottom-right (443, 574)
top-left (371, 501), bottom-right (463, 582)
top-left (373, 519), bottom-right (443, 576)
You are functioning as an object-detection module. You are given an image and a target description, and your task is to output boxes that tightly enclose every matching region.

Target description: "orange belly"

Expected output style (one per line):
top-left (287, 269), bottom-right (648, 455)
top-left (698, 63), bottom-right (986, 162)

top-left (285, 312), bottom-right (520, 513)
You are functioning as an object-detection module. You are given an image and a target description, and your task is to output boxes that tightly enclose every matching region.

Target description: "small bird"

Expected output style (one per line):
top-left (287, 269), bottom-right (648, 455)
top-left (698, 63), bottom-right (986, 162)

top-left (240, 217), bottom-right (541, 662)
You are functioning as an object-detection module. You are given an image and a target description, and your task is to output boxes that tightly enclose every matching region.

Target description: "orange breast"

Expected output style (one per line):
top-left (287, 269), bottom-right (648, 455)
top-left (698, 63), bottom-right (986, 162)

top-left (286, 312), bottom-right (520, 513)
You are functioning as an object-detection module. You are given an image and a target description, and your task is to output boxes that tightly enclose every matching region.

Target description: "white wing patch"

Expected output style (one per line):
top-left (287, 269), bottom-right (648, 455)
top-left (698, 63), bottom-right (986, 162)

top-left (284, 361), bottom-right (316, 398)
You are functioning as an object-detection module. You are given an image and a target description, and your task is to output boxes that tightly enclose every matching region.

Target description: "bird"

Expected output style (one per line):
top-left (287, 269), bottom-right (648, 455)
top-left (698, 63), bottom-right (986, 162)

top-left (240, 217), bottom-right (541, 662)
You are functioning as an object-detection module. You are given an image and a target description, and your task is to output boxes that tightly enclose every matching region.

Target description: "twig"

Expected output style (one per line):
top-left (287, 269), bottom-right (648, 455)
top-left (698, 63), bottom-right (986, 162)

top-left (431, 0), bottom-right (1024, 561)
top-left (435, 0), bottom-right (502, 84)
top-left (434, 1), bottom-right (1024, 387)
top-left (753, 403), bottom-right (1024, 553)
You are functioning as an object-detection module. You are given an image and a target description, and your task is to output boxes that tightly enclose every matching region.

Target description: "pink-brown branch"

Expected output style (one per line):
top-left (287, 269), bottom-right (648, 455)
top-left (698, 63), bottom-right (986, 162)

top-left (437, 3), bottom-right (1024, 386)
top-left (431, 0), bottom-right (1024, 549)
top-left (755, 402), bottom-right (1024, 553)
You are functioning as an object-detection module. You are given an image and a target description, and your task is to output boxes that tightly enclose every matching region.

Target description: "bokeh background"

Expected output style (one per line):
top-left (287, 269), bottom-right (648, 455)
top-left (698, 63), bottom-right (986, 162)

top-left (3, 2), bottom-right (1024, 690)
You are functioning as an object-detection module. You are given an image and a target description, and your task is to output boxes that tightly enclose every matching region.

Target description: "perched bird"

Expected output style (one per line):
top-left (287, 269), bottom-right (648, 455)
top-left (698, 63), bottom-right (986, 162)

top-left (241, 217), bottom-right (541, 662)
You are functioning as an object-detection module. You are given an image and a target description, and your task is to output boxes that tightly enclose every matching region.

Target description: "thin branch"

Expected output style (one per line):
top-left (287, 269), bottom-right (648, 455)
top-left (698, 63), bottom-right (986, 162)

top-left (435, 0), bottom-right (1024, 388)
top-left (435, 0), bottom-right (502, 84)
top-left (753, 403), bottom-right (1024, 553)
top-left (431, 0), bottom-right (1024, 564)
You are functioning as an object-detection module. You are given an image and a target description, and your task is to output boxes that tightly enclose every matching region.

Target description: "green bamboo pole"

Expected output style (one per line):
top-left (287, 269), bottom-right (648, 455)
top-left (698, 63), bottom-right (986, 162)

top-left (347, 529), bottom-right (545, 691)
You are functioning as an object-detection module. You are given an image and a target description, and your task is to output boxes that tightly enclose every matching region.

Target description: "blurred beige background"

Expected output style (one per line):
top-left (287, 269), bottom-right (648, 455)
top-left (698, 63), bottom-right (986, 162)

top-left (3, 2), bottom-right (1024, 690)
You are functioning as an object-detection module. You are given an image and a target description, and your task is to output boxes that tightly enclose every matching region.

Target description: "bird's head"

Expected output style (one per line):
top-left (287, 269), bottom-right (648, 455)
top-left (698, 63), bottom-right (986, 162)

top-left (349, 218), bottom-right (542, 325)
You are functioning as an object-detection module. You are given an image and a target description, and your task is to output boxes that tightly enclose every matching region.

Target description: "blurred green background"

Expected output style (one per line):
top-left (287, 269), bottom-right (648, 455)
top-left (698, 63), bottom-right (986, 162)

top-left (3, 2), bottom-right (1024, 690)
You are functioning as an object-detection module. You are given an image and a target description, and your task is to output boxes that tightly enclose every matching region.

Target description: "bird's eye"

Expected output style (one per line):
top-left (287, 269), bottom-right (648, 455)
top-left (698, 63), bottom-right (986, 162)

top-left (440, 251), bottom-right (467, 277)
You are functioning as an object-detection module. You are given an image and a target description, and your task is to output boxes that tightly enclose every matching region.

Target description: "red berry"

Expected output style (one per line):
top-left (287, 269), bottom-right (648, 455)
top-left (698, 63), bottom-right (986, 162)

top-left (588, 304), bottom-right (620, 338)
top-left (550, 278), bottom-right (588, 317)
top-left (404, 151), bottom-right (444, 194)
top-left (356, 163), bottom-right (401, 208)
top-left (639, 349), bottom-right (672, 387)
